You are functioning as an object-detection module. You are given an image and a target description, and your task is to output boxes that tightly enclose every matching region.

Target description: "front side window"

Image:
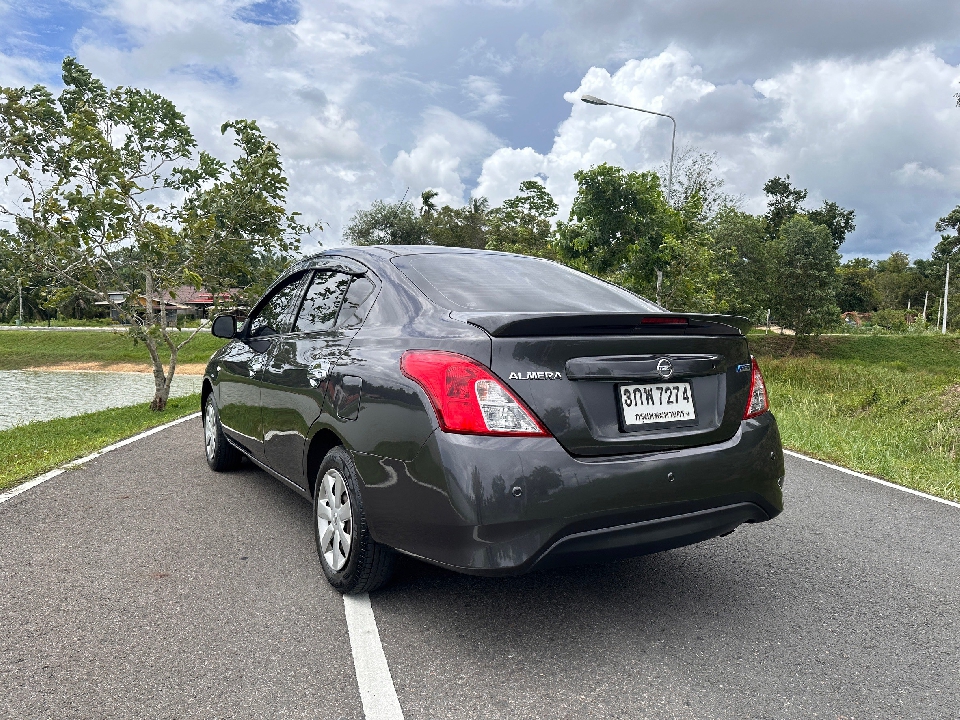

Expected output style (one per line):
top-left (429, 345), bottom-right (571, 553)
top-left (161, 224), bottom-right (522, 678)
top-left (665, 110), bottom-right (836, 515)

top-left (293, 271), bottom-right (352, 333)
top-left (249, 273), bottom-right (309, 338)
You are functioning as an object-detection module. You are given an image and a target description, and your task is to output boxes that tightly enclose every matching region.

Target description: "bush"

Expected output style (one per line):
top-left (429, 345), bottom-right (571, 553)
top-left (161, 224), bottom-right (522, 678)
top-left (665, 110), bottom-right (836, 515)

top-left (871, 308), bottom-right (909, 333)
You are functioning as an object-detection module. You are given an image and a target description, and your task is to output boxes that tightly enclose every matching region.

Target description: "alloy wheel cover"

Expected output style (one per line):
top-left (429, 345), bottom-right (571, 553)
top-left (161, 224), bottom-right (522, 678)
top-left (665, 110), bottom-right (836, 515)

top-left (317, 468), bottom-right (353, 572)
top-left (204, 401), bottom-right (217, 460)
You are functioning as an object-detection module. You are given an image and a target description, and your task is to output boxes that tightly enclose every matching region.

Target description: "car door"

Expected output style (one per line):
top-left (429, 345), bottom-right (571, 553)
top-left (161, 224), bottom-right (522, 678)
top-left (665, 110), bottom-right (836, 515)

top-left (216, 272), bottom-right (309, 459)
top-left (260, 269), bottom-right (378, 485)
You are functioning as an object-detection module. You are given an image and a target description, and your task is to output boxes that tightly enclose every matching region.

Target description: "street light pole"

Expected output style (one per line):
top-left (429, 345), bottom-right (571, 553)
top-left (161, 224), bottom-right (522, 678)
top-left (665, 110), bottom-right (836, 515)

top-left (581, 94), bottom-right (677, 205)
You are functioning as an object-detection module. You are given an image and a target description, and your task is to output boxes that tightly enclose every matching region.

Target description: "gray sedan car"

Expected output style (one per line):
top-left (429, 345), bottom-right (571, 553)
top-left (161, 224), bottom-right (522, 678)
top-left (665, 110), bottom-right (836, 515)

top-left (201, 246), bottom-right (785, 593)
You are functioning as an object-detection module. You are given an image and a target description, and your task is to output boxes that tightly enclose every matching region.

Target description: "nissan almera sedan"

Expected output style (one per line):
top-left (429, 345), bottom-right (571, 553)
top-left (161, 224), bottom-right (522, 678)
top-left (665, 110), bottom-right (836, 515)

top-left (202, 246), bottom-right (784, 593)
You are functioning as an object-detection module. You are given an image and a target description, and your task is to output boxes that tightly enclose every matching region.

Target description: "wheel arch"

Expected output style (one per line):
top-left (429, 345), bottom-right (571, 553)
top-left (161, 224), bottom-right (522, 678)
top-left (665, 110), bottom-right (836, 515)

top-left (306, 424), bottom-right (346, 497)
top-left (201, 377), bottom-right (214, 413)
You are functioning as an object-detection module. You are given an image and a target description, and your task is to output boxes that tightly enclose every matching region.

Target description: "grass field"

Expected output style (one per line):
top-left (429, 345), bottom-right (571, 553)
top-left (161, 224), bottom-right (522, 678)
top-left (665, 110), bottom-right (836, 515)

top-left (0, 395), bottom-right (201, 493)
top-left (750, 334), bottom-right (960, 503)
top-left (0, 330), bottom-right (226, 370)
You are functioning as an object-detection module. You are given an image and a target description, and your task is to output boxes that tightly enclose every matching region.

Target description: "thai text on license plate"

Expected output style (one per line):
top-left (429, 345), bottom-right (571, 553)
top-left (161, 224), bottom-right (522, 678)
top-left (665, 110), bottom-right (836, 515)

top-left (619, 382), bottom-right (696, 428)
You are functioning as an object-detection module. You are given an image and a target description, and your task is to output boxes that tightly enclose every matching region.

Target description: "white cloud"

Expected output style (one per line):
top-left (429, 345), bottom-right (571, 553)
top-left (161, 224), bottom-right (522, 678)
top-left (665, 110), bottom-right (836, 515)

top-left (462, 75), bottom-right (506, 115)
top-left (476, 46), bottom-right (960, 258)
top-left (392, 107), bottom-right (501, 206)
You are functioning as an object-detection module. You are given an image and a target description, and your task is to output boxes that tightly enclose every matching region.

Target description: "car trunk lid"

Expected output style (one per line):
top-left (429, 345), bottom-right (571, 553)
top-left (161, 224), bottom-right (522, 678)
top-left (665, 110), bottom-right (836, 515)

top-left (456, 312), bottom-right (754, 458)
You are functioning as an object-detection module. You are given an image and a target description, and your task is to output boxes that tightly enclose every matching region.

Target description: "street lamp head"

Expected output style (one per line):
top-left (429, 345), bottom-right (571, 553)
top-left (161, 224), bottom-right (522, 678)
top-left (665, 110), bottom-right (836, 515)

top-left (580, 94), bottom-right (609, 106)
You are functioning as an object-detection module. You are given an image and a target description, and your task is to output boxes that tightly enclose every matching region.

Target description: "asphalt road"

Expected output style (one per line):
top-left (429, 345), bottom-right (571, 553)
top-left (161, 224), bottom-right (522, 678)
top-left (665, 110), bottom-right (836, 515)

top-left (1, 418), bottom-right (957, 719)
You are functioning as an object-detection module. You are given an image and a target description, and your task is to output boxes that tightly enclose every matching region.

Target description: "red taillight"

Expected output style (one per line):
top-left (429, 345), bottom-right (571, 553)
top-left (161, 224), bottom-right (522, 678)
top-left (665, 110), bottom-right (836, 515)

top-left (640, 316), bottom-right (689, 326)
top-left (400, 350), bottom-right (549, 436)
top-left (743, 356), bottom-right (770, 419)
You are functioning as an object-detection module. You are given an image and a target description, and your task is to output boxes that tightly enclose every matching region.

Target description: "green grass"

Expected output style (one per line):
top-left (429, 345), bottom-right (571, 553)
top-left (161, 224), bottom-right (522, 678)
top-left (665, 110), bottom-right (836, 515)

top-left (0, 394), bottom-right (201, 493)
top-left (750, 335), bottom-right (960, 503)
top-left (0, 330), bottom-right (226, 370)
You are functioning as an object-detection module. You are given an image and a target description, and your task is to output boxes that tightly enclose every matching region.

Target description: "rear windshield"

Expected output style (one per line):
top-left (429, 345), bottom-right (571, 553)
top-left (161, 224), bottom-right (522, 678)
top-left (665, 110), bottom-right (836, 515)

top-left (393, 253), bottom-right (660, 313)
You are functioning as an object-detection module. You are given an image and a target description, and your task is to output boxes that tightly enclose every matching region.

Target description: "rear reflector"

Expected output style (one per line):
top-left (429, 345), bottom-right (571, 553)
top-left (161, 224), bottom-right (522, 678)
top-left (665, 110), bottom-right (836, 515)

top-left (401, 350), bottom-right (549, 436)
top-left (640, 316), bottom-right (689, 326)
top-left (743, 356), bottom-right (770, 419)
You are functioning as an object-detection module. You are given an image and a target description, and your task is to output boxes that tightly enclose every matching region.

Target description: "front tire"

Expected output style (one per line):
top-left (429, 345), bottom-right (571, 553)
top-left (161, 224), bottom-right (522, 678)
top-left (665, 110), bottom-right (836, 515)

top-left (314, 447), bottom-right (395, 594)
top-left (203, 394), bottom-right (242, 471)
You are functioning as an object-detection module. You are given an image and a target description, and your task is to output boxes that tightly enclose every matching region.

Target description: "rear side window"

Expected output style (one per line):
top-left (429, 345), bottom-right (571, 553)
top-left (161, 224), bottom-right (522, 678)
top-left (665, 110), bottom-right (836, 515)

top-left (293, 271), bottom-right (352, 332)
top-left (393, 253), bottom-right (659, 313)
top-left (337, 276), bottom-right (377, 328)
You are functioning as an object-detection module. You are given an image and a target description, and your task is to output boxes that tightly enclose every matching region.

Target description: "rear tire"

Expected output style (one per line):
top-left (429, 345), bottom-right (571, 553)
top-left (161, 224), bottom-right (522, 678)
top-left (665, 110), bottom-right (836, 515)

top-left (203, 394), bottom-right (242, 471)
top-left (314, 446), bottom-right (395, 594)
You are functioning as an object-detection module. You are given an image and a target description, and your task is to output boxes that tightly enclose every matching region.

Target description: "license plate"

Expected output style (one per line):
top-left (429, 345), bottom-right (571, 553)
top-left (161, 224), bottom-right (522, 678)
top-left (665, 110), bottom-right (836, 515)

top-left (619, 382), bottom-right (696, 429)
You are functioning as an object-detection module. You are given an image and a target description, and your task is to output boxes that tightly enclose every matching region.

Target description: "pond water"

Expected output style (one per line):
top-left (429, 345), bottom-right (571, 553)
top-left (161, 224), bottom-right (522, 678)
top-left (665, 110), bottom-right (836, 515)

top-left (0, 371), bottom-right (202, 430)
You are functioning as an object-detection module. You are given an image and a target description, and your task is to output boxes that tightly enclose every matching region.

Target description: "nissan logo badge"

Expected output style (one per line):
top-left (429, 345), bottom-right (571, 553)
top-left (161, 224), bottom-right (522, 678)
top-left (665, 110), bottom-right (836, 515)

top-left (657, 358), bottom-right (674, 379)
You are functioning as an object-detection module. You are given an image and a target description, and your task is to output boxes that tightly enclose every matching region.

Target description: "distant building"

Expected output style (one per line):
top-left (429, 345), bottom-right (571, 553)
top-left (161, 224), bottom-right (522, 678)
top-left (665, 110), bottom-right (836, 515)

top-left (94, 287), bottom-right (237, 323)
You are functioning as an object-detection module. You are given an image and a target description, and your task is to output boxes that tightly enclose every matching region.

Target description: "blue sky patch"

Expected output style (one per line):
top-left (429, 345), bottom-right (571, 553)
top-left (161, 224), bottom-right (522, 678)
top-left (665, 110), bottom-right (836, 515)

top-left (234, 0), bottom-right (300, 27)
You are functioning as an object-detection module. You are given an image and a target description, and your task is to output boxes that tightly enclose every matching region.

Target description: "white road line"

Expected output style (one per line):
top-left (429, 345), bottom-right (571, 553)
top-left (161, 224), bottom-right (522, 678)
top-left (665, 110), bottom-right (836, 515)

top-left (784, 449), bottom-right (960, 510)
top-left (0, 412), bottom-right (201, 506)
top-left (343, 593), bottom-right (405, 720)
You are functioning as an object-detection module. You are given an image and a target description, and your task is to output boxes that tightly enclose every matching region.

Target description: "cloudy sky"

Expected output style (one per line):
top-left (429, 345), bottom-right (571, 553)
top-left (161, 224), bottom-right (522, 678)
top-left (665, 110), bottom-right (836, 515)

top-left (2, 0), bottom-right (960, 259)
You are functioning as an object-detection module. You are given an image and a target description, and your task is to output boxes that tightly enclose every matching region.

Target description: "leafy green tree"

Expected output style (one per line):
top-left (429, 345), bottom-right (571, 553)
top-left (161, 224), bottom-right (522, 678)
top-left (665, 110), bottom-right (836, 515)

top-left (768, 216), bottom-right (840, 335)
top-left (710, 207), bottom-right (770, 321)
top-left (427, 197), bottom-right (490, 249)
top-left (836, 258), bottom-right (880, 312)
top-left (0, 58), bottom-right (311, 409)
top-left (808, 200), bottom-right (856, 250)
top-left (763, 175), bottom-right (808, 238)
top-left (762, 175), bottom-right (855, 250)
top-left (555, 163), bottom-right (670, 294)
top-left (344, 199), bottom-right (427, 246)
top-left (486, 180), bottom-right (558, 258)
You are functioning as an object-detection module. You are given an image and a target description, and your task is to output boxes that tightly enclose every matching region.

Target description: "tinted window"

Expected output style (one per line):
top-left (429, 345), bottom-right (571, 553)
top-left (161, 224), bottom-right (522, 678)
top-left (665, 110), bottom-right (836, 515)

top-left (337, 276), bottom-right (377, 328)
top-left (293, 271), bottom-right (352, 332)
top-left (249, 273), bottom-right (309, 337)
top-left (394, 254), bottom-right (659, 313)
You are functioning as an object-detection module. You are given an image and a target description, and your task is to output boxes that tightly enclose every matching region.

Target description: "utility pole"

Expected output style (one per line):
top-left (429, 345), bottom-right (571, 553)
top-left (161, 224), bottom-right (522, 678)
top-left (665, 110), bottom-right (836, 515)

top-left (943, 263), bottom-right (950, 334)
top-left (766, 308), bottom-right (771, 334)
top-left (17, 277), bottom-right (23, 326)
top-left (655, 270), bottom-right (663, 306)
top-left (580, 95), bottom-right (677, 205)
top-left (923, 291), bottom-right (929, 323)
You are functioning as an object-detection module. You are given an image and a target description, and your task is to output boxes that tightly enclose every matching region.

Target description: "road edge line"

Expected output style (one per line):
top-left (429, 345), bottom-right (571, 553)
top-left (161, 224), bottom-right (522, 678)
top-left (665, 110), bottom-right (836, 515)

top-left (783, 449), bottom-right (960, 510)
top-left (0, 412), bottom-right (201, 506)
top-left (343, 593), bottom-right (404, 720)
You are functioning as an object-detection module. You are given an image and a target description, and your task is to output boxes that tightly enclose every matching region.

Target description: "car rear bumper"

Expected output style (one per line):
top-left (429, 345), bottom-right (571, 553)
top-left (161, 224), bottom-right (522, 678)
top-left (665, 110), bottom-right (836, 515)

top-left (355, 412), bottom-right (785, 576)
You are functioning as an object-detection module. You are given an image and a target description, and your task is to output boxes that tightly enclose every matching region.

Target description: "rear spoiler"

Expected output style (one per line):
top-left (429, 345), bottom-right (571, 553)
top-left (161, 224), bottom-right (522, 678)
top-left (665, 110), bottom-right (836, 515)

top-left (451, 312), bottom-right (753, 337)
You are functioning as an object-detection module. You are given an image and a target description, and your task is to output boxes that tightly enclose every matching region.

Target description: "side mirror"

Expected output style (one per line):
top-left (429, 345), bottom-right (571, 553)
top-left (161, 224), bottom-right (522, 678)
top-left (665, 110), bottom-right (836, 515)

top-left (211, 314), bottom-right (238, 339)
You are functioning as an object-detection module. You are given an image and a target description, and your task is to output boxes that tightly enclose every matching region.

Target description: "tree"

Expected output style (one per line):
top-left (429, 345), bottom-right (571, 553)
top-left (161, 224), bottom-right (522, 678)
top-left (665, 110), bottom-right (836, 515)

top-left (836, 258), bottom-right (880, 312)
top-left (808, 200), bottom-right (856, 250)
top-left (763, 176), bottom-right (808, 238)
top-left (426, 197), bottom-right (490, 248)
top-left (0, 58), bottom-right (311, 409)
top-left (555, 163), bottom-right (670, 294)
top-left (768, 216), bottom-right (840, 336)
top-left (710, 207), bottom-right (770, 321)
top-left (485, 180), bottom-right (558, 258)
top-left (343, 199), bottom-right (427, 245)
top-left (762, 175), bottom-right (855, 250)
top-left (661, 147), bottom-right (736, 219)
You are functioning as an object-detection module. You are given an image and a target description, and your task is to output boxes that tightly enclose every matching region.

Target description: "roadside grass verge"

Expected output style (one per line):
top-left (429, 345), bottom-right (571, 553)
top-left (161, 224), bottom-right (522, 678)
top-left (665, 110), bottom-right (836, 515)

top-left (0, 330), bottom-right (226, 370)
top-left (0, 394), bottom-right (201, 493)
top-left (751, 335), bottom-right (960, 503)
